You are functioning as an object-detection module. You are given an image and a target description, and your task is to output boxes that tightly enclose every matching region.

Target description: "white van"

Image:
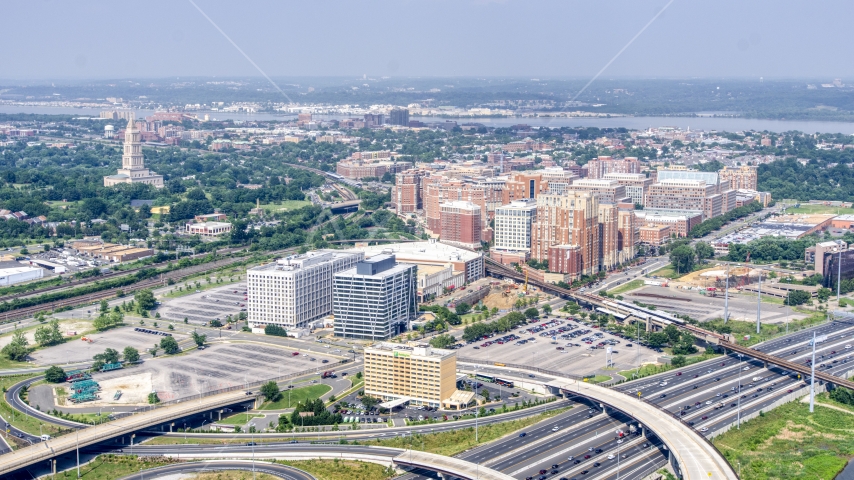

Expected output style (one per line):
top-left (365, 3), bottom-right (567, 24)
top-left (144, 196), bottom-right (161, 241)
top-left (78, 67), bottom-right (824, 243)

top-left (40, 434), bottom-right (50, 441)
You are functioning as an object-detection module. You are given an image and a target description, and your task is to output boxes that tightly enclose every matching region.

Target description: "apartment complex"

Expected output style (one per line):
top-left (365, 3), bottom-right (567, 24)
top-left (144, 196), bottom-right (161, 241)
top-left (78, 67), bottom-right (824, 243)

top-left (530, 192), bottom-right (600, 278)
top-left (603, 173), bottom-right (653, 206)
top-left (440, 201), bottom-right (482, 249)
top-left (645, 179), bottom-right (716, 213)
top-left (247, 250), bottom-right (364, 330)
top-left (389, 108), bottom-right (410, 127)
top-left (719, 165), bottom-right (758, 191)
top-left (333, 254), bottom-right (417, 340)
top-left (586, 156), bottom-right (641, 179)
top-left (336, 159), bottom-right (411, 180)
top-left (363, 342), bottom-right (458, 408)
top-left (392, 170), bottom-right (425, 214)
top-left (568, 179), bottom-right (628, 204)
top-left (493, 198), bottom-right (538, 252)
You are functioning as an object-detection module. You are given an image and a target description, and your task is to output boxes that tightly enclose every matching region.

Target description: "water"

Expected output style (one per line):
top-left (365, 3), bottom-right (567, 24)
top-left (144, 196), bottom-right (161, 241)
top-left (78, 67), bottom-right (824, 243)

top-left (2, 105), bottom-right (854, 134)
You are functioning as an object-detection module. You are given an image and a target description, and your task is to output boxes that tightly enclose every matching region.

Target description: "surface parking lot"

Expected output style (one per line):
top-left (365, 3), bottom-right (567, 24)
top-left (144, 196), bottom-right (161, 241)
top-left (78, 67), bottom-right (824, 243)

top-left (30, 326), bottom-right (188, 365)
top-left (455, 317), bottom-right (661, 378)
top-left (156, 283), bottom-right (248, 325)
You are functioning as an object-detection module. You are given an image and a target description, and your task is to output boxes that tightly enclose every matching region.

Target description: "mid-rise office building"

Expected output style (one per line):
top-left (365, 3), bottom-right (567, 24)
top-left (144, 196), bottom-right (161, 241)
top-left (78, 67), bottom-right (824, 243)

top-left (568, 179), bottom-right (627, 204)
top-left (645, 179), bottom-right (716, 213)
top-left (603, 173), bottom-right (653, 206)
top-left (363, 342), bottom-right (459, 409)
top-left (333, 254), bottom-right (417, 340)
top-left (247, 250), bottom-right (364, 330)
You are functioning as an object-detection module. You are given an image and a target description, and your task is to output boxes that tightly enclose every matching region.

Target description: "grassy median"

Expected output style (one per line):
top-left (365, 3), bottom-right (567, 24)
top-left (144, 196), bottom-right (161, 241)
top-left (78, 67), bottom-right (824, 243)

top-left (275, 459), bottom-right (395, 480)
top-left (364, 406), bottom-right (573, 457)
top-left (0, 374), bottom-right (69, 440)
top-left (260, 384), bottom-right (331, 410)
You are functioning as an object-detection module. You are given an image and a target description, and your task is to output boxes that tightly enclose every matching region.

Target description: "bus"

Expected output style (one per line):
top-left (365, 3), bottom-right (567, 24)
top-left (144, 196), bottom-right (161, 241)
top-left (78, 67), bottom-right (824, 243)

top-left (475, 374), bottom-right (495, 383)
top-left (495, 377), bottom-right (514, 388)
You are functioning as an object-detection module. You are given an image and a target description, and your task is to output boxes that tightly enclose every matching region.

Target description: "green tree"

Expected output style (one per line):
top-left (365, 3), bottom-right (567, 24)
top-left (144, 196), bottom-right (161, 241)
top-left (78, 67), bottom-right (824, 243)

top-left (44, 365), bottom-right (66, 383)
top-left (694, 242), bottom-right (715, 262)
top-left (542, 304), bottom-right (552, 315)
top-left (134, 289), bottom-right (157, 312)
top-left (260, 381), bottom-right (281, 402)
top-left (455, 303), bottom-right (472, 315)
top-left (647, 332), bottom-right (669, 348)
top-left (1, 331), bottom-right (29, 361)
top-left (817, 287), bottom-right (832, 302)
top-left (191, 331), bottom-right (207, 347)
top-left (123, 346), bottom-right (140, 363)
top-left (787, 289), bottom-right (811, 306)
top-left (429, 334), bottom-right (456, 349)
top-left (148, 391), bottom-right (160, 404)
top-left (34, 319), bottom-right (64, 347)
top-left (160, 336), bottom-right (180, 354)
top-left (671, 355), bottom-right (687, 368)
top-left (524, 307), bottom-right (540, 319)
top-left (100, 299), bottom-right (109, 313)
top-left (670, 245), bottom-right (696, 274)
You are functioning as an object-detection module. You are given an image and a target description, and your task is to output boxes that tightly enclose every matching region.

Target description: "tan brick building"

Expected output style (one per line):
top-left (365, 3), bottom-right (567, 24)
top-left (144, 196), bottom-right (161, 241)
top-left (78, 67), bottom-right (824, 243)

top-left (363, 343), bottom-right (458, 409)
top-left (586, 156), bottom-right (641, 179)
top-left (719, 165), bottom-right (758, 191)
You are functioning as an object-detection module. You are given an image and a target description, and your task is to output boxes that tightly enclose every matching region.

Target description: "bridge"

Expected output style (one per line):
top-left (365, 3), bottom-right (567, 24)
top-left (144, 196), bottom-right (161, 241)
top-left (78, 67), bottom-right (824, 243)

top-left (328, 199), bottom-right (361, 213)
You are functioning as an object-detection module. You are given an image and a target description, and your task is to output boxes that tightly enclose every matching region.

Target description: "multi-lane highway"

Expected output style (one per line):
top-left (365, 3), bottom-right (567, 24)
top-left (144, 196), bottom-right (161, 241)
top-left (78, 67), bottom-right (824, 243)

top-left (617, 318), bottom-right (854, 437)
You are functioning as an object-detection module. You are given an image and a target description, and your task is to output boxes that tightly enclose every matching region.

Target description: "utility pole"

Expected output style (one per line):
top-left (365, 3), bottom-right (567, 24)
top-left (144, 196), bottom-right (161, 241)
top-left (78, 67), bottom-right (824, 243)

top-left (838, 249), bottom-right (843, 303)
top-left (810, 331), bottom-right (817, 413)
top-left (724, 263), bottom-right (730, 323)
top-left (756, 270), bottom-right (762, 334)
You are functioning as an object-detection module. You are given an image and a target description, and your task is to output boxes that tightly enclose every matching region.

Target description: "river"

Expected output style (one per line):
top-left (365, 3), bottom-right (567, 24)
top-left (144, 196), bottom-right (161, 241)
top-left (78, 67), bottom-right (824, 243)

top-left (2, 105), bottom-right (854, 134)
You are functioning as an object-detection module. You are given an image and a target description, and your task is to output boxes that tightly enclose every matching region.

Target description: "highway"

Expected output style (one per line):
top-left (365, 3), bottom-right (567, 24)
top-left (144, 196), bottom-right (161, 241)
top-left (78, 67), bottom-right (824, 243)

top-left (118, 460), bottom-right (315, 480)
top-left (616, 318), bottom-right (854, 437)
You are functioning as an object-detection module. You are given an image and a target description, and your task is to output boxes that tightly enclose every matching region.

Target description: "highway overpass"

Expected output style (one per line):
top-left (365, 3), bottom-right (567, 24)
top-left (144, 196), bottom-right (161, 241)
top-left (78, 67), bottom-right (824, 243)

top-left (457, 364), bottom-right (738, 480)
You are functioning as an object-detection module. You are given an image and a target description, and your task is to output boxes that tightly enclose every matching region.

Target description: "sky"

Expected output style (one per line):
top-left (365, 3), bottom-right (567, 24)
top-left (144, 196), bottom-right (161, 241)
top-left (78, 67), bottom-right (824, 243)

top-left (3, 0), bottom-right (853, 80)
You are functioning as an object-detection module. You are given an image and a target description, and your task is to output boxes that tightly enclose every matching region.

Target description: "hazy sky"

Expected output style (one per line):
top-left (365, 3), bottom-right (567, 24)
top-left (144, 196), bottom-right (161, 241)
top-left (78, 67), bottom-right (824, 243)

top-left (3, 0), bottom-right (853, 80)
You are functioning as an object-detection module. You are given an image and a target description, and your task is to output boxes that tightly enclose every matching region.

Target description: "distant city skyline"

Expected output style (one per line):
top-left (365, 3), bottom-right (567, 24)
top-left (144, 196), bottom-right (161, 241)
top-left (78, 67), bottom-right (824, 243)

top-left (2, 0), bottom-right (853, 80)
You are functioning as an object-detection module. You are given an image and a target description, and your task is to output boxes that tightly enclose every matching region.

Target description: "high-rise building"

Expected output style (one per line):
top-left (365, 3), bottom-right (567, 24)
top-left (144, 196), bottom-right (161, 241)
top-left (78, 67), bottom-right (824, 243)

top-left (333, 254), bottom-right (417, 340)
top-left (363, 342), bottom-right (459, 408)
top-left (389, 108), bottom-right (410, 127)
top-left (493, 199), bottom-right (538, 252)
top-left (656, 169), bottom-right (723, 193)
top-left (364, 113), bottom-right (385, 127)
top-left (247, 250), bottom-right (364, 330)
top-left (531, 192), bottom-right (600, 278)
top-left (719, 165), bottom-right (758, 191)
top-left (440, 201), bottom-right (482, 249)
top-left (392, 170), bottom-right (425, 214)
top-left (603, 173), bottom-right (653, 206)
top-left (103, 117), bottom-right (164, 188)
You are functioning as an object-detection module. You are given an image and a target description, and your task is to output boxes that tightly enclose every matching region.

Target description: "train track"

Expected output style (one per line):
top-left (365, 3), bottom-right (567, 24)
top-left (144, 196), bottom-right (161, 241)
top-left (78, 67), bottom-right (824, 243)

top-left (0, 246), bottom-right (247, 304)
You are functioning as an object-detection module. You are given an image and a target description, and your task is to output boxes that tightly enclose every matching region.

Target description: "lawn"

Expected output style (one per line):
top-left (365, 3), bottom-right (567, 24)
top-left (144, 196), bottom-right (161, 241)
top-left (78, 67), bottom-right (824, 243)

top-left (177, 472), bottom-right (280, 480)
top-left (703, 313), bottom-right (829, 347)
top-left (59, 454), bottom-right (176, 480)
top-left (617, 353), bottom-right (721, 382)
top-left (258, 200), bottom-right (312, 213)
top-left (712, 400), bottom-right (854, 480)
top-left (649, 265), bottom-right (683, 280)
top-left (588, 375), bottom-right (612, 384)
top-left (217, 412), bottom-right (265, 426)
top-left (275, 459), bottom-right (395, 480)
top-left (367, 406), bottom-right (572, 457)
top-left (608, 279), bottom-right (645, 295)
top-left (785, 204), bottom-right (854, 215)
top-left (260, 384), bottom-right (331, 410)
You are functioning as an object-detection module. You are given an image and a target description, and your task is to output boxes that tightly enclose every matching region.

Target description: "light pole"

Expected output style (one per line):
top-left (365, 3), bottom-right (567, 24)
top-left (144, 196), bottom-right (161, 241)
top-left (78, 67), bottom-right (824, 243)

top-left (76, 430), bottom-right (80, 478)
top-left (838, 250), bottom-right (843, 303)
top-left (810, 331), bottom-right (817, 413)
top-left (756, 269), bottom-right (762, 334)
top-left (251, 428), bottom-right (256, 480)
top-left (474, 366), bottom-right (479, 443)
top-left (737, 354), bottom-right (744, 429)
top-left (724, 263), bottom-right (730, 323)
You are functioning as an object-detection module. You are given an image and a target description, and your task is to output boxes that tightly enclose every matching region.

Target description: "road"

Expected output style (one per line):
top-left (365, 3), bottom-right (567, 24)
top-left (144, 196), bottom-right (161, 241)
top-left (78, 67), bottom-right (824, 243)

top-left (615, 317), bottom-right (854, 437)
top-left (117, 460), bottom-right (315, 480)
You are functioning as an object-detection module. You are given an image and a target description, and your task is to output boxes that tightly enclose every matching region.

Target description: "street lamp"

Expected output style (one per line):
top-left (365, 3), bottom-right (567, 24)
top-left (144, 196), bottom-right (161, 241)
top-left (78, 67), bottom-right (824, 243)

top-left (737, 354), bottom-right (744, 429)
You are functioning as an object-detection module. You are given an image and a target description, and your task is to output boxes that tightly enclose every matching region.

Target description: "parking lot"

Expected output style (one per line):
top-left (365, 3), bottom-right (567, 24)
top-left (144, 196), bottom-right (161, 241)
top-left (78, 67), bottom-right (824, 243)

top-left (454, 317), bottom-right (661, 378)
top-left (30, 325), bottom-right (188, 365)
top-left (156, 283), bottom-right (248, 325)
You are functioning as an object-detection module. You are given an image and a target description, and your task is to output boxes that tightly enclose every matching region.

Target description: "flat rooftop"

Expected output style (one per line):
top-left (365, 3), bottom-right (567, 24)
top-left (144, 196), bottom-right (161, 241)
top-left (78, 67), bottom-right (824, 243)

top-left (352, 241), bottom-right (481, 263)
top-left (366, 342), bottom-right (454, 359)
top-left (764, 213), bottom-right (836, 226)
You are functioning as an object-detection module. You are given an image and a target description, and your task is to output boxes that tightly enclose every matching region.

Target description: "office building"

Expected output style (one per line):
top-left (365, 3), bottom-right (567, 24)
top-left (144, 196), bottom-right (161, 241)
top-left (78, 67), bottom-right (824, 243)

top-left (103, 118), bottom-right (164, 188)
top-left (645, 179), bottom-right (716, 214)
top-left (364, 113), bottom-right (385, 127)
top-left (333, 254), bottom-right (417, 340)
top-left (808, 240), bottom-right (848, 275)
top-left (389, 108), bottom-right (410, 127)
top-left (363, 342), bottom-right (459, 409)
top-left (656, 169), bottom-right (724, 193)
top-left (603, 173), bottom-right (653, 206)
top-left (719, 165), bottom-right (758, 191)
top-left (639, 224), bottom-right (672, 246)
top-left (247, 250), bottom-right (364, 330)
top-left (440, 201), bottom-right (482, 249)
top-left (822, 247), bottom-right (854, 289)
top-left (336, 159), bottom-right (410, 180)
top-left (493, 198), bottom-right (538, 252)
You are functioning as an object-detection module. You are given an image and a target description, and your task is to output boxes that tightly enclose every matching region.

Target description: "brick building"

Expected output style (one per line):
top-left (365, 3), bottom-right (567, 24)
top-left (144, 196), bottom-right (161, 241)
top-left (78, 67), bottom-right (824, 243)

top-left (440, 201), bottom-right (482, 249)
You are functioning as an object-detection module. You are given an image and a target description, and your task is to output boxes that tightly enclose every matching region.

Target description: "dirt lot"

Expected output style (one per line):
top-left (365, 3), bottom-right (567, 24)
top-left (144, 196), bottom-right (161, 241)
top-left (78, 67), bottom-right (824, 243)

top-left (29, 326), bottom-right (188, 365)
top-left (0, 320), bottom-right (92, 349)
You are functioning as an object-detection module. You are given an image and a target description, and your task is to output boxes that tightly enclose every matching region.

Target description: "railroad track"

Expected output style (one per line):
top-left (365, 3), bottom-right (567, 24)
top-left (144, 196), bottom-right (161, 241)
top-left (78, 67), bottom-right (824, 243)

top-left (0, 246), bottom-right (247, 304)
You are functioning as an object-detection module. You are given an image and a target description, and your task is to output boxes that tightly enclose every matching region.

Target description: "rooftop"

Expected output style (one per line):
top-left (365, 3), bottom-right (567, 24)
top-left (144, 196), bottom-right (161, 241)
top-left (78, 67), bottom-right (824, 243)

top-left (366, 342), bottom-right (455, 359)
top-left (352, 240), bottom-right (481, 264)
top-left (764, 213), bottom-right (836, 226)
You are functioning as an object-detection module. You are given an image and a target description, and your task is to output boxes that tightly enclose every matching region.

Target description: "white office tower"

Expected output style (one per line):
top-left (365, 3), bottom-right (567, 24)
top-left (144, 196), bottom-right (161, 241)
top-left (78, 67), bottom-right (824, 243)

top-left (247, 250), bottom-right (364, 330)
top-left (333, 254), bottom-right (417, 340)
